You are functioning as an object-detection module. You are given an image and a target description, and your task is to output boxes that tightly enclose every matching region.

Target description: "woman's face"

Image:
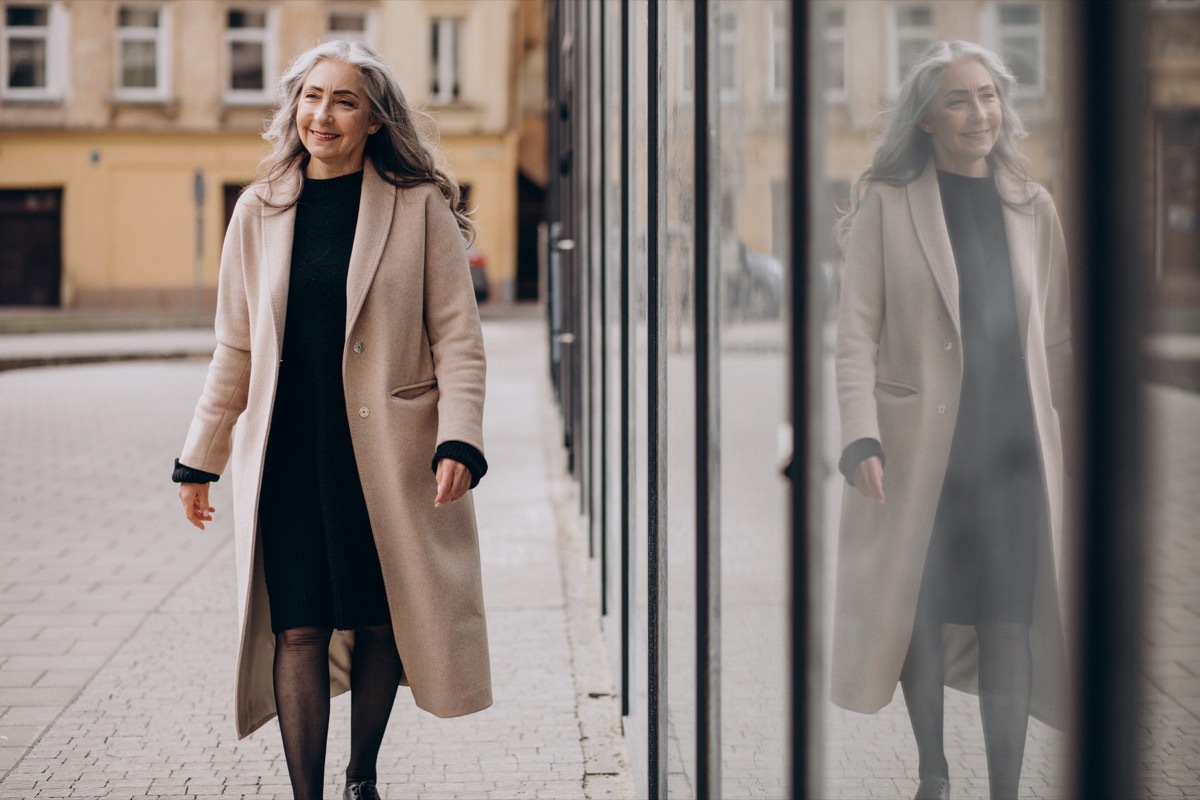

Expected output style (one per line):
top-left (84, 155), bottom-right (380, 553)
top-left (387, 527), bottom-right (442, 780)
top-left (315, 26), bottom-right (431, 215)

top-left (295, 59), bottom-right (379, 179)
top-left (920, 59), bottom-right (1002, 178)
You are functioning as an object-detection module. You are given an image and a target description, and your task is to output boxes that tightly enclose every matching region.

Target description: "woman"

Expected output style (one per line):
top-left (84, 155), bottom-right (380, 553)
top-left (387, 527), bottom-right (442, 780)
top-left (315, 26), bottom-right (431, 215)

top-left (173, 40), bottom-right (490, 800)
top-left (833, 41), bottom-right (1072, 800)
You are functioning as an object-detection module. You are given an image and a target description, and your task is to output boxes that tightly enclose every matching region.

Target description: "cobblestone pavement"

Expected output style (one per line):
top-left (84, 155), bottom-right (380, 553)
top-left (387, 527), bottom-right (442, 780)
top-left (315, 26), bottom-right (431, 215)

top-left (819, 387), bottom-right (1200, 799)
top-left (1, 312), bottom-right (1197, 799)
top-left (0, 313), bottom-right (635, 799)
top-left (1141, 385), bottom-right (1200, 799)
top-left (816, 321), bottom-right (1200, 798)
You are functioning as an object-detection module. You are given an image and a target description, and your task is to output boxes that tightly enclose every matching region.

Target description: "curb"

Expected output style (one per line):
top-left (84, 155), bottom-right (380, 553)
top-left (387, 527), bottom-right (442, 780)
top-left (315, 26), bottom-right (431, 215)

top-left (0, 350), bottom-right (212, 374)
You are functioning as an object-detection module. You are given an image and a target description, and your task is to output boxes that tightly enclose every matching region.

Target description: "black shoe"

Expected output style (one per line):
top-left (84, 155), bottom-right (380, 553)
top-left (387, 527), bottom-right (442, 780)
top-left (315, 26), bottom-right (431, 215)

top-left (344, 780), bottom-right (381, 800)
top-left (914, 775), bottom-right (950, 800)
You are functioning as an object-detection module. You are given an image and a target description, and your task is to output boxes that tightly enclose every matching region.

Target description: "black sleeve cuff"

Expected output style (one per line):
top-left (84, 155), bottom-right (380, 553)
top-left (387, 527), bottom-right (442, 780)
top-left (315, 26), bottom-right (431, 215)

top-left (432, 441), bottom-right (488, 489)
top-left (173, 458), bottom-right (220, 484)
top-left (838, 438), bottom-right (885, 484)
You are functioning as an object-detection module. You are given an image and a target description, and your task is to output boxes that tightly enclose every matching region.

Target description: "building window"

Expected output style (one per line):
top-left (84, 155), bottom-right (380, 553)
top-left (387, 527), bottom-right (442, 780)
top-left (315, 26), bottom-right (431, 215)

top-left (2, 1), bottom-right (65, 100)
top-left (431, 16), bottom-right (461, 104)
top-left (717, 10), bottom-right (737, 103)
top-left (115, 4), bottom-right (169, 100)
top-left (823, 6), bottom-right (846, 103)
top-left (768, 5), bottom-right (788, 102)
top-left (888, 4), bottom-right (934, 97)
top-left (327, 8), bottom-right (375, 47)
top-left (993, 2), bottom-right (1044, 97)
top-left (678, 6), bottom-right (693, 104)
top-left (224, 7), bottom-right (274, 105)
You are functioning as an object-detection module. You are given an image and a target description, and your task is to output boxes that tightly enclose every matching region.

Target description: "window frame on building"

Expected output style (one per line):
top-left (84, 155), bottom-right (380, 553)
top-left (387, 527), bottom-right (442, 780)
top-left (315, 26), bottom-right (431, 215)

top-left (1153, 0), bottom-right (1200, 10)
top-left (677, 5), bottom-right (694, 105)
top-left (326, 6), bottom-right (376, 48)
top-left (430, 15), bottom-right (463, 105)
top-left (113, 2), bottom-right (171, 102)
top-left (222, 5), bottom-right (276, 107)
top-left (1, 0), bottom-right (67, 102)
top-left (768, 4), bottom-right (788, 103)
top-left (716, 9), bottom-right (737, 103)
top-left (886, 3), bottom-right (935, 98)
top-left (985, 1), bottom-right (1046, 98)
top-left (822, 4), bottom-right (847, 104)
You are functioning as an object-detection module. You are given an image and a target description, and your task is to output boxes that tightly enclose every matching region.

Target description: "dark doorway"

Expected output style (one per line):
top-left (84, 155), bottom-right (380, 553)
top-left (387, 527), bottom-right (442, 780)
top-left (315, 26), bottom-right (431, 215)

top-left (223, 182), bottom-right (249, 237)
top-left (517, 170), bottom-right (546, 301)
top-left (1157, 110), bottom-right (1200, 308)
top-left (0, 188), bottom-right (63, 306)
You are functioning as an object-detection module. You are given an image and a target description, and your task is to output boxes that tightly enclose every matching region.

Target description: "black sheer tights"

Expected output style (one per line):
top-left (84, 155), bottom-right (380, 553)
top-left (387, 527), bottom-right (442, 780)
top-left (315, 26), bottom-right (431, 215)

top-left (347, 625), bottom-right (404, 782)
top-left (272, 625), bottom-right (404, 799)
top-left (900, 619), bottom-right (1033, 800)
top-left (274, 626), bottom-right (333, 800)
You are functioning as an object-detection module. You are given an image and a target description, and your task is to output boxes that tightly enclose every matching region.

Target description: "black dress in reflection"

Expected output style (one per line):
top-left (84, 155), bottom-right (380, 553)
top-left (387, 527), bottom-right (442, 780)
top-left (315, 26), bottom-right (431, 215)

top-left (917, 170), bottom-right (1047, 627)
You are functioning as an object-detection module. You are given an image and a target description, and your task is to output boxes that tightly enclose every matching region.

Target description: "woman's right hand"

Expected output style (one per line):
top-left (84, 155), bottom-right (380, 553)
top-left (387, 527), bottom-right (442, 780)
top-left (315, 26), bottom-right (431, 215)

top-left (854, 455), bottom-right (885, 503)
top-left (179, 483), bottom-right (215, 530)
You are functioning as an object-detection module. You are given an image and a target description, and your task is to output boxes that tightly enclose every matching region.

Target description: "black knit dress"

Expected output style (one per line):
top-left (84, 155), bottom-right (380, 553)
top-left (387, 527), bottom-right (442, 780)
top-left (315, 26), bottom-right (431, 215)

top-left (257, 170), bottom-right (392, 634)
top-left (916, 170), bottom-right (1047, 627)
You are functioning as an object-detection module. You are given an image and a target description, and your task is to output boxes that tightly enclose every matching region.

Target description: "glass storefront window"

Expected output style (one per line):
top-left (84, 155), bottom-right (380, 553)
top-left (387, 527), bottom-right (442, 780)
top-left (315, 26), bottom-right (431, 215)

top-left (713, 1), bottom-right (791, 797)
top-left (664, 0), bottom-right (699, 796)
top-left (816, 3), bottom-right (1073, 797)
top-left (547, 2), bottom-right (1200, 798)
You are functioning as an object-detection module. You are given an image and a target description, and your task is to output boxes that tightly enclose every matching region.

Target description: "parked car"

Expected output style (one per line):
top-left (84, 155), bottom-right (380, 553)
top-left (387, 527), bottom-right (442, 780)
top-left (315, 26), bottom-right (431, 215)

top-left (726, 241), bottom-right (783, 320)
top-left (467, 245), bottom-right (489, 303)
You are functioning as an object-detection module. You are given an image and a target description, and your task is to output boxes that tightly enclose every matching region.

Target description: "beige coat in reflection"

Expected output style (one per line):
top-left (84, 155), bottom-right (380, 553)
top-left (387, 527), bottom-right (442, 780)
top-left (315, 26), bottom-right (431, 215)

top-left (833, 160), bottom-right (1071, 727)
top-left (180, 162), bottom-right (490, 738)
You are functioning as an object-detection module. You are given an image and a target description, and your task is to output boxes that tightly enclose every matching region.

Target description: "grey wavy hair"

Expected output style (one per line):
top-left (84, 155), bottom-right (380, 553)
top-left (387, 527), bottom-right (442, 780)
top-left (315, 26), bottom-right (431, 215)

top-left (258, 39), bottom-right (476, 243)
top-left (837, 40), bottom-right (1031, 248)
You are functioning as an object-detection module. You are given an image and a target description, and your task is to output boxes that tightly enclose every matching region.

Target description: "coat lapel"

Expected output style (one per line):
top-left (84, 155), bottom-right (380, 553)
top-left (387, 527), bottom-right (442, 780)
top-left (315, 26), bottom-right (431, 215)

top-left (999, 169), bottom-right (1036, 354)
top-left (345, 161), bottom-right (397, 337)
top-left (907, 160), bottom-right (961, 333)
top-left (259, 176), bottom-right (299, 353)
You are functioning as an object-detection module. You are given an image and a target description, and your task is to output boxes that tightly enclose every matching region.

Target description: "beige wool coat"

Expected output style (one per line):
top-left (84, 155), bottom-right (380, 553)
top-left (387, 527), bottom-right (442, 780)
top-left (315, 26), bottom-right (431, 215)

top-left (180, 161), bottom-right (490, 738)
top-left (832, 159), bottom-right (1072, 728)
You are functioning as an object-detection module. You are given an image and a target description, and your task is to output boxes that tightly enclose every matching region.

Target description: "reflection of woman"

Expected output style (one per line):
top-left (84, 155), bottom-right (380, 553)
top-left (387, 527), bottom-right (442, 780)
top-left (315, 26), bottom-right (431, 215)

top-left (833, 41), bottom-right (1071, 800)
top-left (173, 40), bottom-right (490, 800)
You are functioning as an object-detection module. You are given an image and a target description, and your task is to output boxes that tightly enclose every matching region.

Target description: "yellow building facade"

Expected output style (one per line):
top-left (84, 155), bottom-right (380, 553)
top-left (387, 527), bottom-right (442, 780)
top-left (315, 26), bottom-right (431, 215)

top-left (818, 0), bottom-right (1069, 259)
top-left (0, 0), bottom-right (540, 308)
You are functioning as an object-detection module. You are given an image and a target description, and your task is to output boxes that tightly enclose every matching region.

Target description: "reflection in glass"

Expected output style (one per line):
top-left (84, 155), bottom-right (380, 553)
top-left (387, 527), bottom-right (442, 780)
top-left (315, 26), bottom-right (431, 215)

top-left (818, 9), bottom-right (1071, 798)
top-left (602, 0), bottom-right (624, 686)
top-left (1142, 5), bottom-right (1200, 795)
top-left (664, 2), bottom-right (698, 797)
top-left (996, 4), bottom-right (1044, 95)
top-left (713, 1), bottom-right (790, 797)
top-left (629, 3), bottom-right (651, 795)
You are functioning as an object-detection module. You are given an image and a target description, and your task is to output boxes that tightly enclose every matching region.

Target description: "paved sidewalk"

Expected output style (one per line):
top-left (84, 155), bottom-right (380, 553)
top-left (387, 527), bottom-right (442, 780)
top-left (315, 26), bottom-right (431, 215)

top-left (0, 310), bottom-right (635, 799)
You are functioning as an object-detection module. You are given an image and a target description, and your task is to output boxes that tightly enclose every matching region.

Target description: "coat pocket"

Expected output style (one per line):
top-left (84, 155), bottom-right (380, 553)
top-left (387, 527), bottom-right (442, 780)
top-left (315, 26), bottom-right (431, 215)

top-left (874, 377), bottom-right (918, 398)
top-left (390, 378), bottom-right (438, 400)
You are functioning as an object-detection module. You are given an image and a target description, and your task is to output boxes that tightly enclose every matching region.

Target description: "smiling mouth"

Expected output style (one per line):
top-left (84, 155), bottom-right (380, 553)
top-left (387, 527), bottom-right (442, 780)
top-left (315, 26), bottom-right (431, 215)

top-left (963, 129), bottom-right (991, 138)
top-left (310, 131), bottom-right (340, 141)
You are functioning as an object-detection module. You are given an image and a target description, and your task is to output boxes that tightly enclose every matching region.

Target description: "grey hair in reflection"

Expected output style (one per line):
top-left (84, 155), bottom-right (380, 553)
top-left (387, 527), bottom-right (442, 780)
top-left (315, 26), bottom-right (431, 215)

top-left (837, 40), bottom-right (1030, 248)
top-left (259, 39), bottom-right (476, 243)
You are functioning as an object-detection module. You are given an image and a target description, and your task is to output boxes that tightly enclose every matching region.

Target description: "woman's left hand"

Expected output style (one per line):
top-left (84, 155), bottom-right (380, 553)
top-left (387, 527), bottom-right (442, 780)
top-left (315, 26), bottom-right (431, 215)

top-left (434, 458), bottom-right (472, 507)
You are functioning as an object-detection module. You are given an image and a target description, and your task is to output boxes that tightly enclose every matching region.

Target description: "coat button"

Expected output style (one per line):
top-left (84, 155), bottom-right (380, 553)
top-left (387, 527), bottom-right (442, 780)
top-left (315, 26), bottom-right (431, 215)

top-left (942, 339), bottom-right (953, 351)
top-left (359, 406), bottom-right (369, 418)
top-left (937, 403), bottom-right (947, 415)
top-left (353, 341), bottom-right (365, 353)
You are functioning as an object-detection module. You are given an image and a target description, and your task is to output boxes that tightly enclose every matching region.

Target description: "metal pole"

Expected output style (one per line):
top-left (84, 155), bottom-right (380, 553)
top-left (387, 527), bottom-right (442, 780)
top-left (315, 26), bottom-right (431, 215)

top-left (1068, 3), bottom-right (1148, 798)
top-left (192, 169), bottom-right (205, 316)
top-left (787, 1), bottom-right (813, 797)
